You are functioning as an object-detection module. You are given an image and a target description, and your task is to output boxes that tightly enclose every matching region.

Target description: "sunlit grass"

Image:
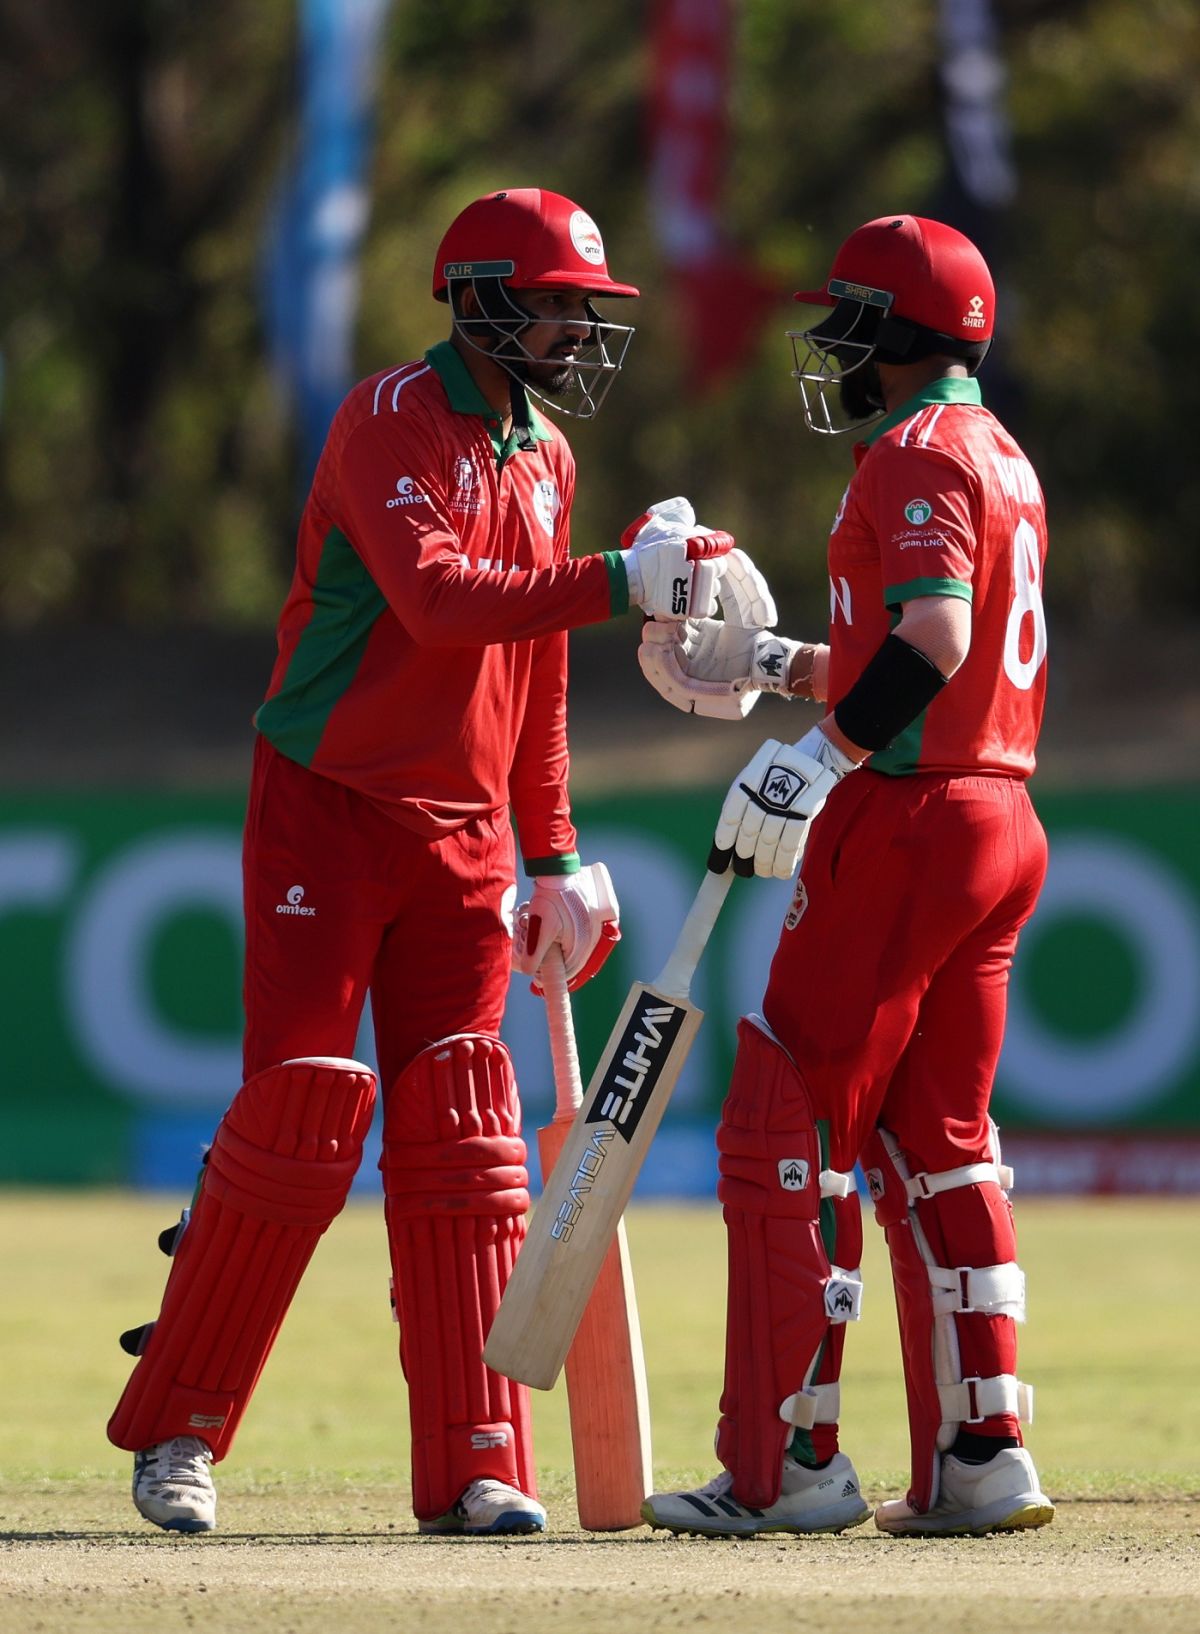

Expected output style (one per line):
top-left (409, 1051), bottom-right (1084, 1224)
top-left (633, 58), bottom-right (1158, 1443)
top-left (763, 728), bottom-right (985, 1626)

top-left (1, 1193), bottom-right (1196, 1502)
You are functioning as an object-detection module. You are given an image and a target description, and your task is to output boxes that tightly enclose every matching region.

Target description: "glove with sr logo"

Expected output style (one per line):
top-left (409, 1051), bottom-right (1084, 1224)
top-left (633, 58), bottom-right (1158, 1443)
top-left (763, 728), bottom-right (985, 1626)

top-left (710, 728), bottom-right (858, 880)
top-left (512, 861), bottom-right (620, 993)
top-left (620, 496), bottom-right (734, 621)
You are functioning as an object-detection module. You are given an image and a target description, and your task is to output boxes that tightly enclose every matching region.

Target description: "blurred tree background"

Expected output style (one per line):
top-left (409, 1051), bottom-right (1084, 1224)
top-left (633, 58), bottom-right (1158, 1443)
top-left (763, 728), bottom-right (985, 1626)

top-left (1, 0), bottom-right (1198, 650)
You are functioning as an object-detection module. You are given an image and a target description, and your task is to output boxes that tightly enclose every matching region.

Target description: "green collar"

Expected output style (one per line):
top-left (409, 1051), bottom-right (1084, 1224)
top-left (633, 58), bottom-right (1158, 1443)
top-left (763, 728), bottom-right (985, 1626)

top-left (862, 375), bottom-right (983, 446)
top-left (425, 340), bottom-right (552, 447)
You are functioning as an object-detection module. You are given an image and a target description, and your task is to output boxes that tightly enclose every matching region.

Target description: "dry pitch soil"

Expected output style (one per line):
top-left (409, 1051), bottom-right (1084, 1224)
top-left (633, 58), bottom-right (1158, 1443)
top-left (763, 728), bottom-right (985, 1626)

top-left (2, 1487), bottom-right (1197, 1634)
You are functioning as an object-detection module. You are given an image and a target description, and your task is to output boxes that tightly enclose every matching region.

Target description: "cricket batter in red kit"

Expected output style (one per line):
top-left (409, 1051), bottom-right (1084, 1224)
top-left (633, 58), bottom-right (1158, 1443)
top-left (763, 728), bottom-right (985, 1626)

top-left (639, 215), bottom-right (1053, 1537)
top-left (107, 187), bottom-right (733, 1537)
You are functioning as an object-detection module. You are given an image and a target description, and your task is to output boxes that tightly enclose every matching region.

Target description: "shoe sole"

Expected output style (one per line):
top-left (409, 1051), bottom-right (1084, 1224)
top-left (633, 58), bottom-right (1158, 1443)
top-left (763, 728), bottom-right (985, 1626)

top-left (419, 1515), bottom-right (547, 1537)
top-left (641, 1499), bottom-right (871, 1539)
top-left (135, 1509), bottom-right (214, 1534)
top-left (875, 1498), bottom-right (1056, 1537)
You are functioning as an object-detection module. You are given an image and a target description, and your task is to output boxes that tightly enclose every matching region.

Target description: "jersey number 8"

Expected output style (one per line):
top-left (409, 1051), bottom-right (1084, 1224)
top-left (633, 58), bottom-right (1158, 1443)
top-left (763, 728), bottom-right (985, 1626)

top-left (1003, 518), bottom-right (1047, 691)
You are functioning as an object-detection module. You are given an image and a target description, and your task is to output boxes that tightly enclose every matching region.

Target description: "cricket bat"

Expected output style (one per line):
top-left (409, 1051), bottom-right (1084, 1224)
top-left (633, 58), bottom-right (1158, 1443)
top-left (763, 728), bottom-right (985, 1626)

top-left (485, 865), bottom-right (733, 1392)
top-left (536, 947), bottom-right (652, 1530)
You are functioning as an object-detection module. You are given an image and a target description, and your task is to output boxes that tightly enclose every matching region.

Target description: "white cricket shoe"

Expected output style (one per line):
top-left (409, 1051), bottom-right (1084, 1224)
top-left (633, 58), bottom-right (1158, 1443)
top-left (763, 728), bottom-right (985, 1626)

top-left (131, 1436), bottom-right (216, 1533)
top-left (874, 1447), bottom-right (1054, 1536)
top-left (419, 1478), bottom-right (547, 1537)
top-left (642, 1452), bottom-right (870, 1537)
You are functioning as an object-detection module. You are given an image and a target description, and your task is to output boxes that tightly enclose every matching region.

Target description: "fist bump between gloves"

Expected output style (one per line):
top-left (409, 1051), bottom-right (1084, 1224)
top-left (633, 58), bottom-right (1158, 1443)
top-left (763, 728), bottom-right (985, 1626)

top-left (635, 512), bottom-right (796, 720)
top-left (512, 862), bottom-right (620, 994)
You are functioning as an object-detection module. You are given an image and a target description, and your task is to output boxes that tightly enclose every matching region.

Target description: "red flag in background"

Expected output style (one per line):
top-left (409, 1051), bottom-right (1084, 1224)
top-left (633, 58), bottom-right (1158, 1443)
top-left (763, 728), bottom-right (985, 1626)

top-left (648, 0), bottom-right (779, 393)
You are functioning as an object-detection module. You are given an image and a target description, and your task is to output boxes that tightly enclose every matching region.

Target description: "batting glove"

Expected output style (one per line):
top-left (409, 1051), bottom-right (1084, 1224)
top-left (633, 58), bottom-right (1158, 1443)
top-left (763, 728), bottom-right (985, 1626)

top-left (513, 861), bottom-right (621, 993)
top-left (620, 497), bottom-right (734, 621)
top-left (710, 727), bottom-right (858, 880)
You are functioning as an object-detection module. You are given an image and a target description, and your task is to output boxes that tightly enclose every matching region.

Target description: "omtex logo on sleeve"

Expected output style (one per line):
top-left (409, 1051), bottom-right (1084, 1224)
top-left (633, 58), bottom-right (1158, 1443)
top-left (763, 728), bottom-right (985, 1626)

top-left (584, 997), bottom-right (687, 1143)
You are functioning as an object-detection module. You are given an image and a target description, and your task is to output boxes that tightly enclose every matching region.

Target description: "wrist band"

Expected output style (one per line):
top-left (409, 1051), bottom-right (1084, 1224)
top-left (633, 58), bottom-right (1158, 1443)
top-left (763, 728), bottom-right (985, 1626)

top-left (833, 634), bottom-right (947, 753)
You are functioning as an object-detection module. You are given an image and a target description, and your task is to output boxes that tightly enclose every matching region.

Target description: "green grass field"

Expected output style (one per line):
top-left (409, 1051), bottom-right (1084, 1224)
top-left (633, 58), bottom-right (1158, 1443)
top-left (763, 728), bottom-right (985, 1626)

top-left (1, 1192), bottom-right (1198, 1633)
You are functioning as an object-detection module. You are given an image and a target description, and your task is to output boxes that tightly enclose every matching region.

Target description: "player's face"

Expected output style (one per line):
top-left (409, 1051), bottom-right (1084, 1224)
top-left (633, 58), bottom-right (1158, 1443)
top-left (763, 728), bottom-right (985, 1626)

top-left (508, 287), bottom-right (594, 395)
top-left (838, 356), bottom-right (885, 422)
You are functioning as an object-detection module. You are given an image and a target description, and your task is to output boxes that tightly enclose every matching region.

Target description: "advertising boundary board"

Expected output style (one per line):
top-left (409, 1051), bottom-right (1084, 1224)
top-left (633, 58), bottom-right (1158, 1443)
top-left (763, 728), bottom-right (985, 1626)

top-left (1, 784), bottom-right (1197, 1195)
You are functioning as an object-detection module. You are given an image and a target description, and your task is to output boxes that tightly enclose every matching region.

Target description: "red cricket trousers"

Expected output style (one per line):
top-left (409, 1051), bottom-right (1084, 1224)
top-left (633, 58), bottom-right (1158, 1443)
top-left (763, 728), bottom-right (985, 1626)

top-left (242, 737), bottom-right (515, 1092)
top-left (763, 768), bottom-right (1047, 1174)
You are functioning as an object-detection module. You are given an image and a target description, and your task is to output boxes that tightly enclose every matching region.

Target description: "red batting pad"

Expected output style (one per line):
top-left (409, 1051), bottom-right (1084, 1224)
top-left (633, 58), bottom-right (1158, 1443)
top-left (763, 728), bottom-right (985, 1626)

top-left (381, 1034), bottom-right (534, 1520)
top-left (861, 1127), bottom-right (1021, 1513)
top-left (862, 1125), bottom-right (946, 1512)
top-left (108, 1057), bottom-right (376, 1458)
top-left (715, 1017), bottom-right (830, 1509)
top-left (903, 1156), bottom-right (1021, 1442)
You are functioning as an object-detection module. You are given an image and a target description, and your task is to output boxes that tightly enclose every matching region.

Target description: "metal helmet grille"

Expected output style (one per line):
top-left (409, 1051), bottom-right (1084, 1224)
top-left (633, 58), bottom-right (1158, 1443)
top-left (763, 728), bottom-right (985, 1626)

top-left (787, 294), bottom-right (886, 436)
top-left (449, 276), bottom-right (635, 420)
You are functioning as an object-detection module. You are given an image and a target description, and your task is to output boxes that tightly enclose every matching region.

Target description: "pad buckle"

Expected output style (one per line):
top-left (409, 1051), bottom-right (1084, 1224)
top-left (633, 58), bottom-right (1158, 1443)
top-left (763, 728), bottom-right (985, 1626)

top-left (962, 1375), bottom-right (985, 1424)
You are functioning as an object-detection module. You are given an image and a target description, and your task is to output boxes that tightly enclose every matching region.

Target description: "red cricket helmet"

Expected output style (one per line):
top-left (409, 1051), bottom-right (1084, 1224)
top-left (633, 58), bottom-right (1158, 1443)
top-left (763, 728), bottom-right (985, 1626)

top-left (789, 215), bottom-right (995, 434)
top-left (794, 214), bottom-right (994, 346)
top-left (433, 188), bottom-right (639, 301)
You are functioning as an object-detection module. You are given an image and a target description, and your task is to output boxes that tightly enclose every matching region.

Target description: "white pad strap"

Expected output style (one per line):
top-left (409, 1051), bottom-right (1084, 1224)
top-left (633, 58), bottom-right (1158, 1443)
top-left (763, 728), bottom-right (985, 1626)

top-left (818, 1168), bottom-right (853, 1199)
top-left (823, 1265), bottom-right (863, 1324)
top-left (905, 1159), bottom-right (1013, 1200)
top-left (779, 1381), bottom-right (841, 1429)
top-left (937, 1373), bottom-right (1034, 1426)
top-left (929, 1262), bottom-right (1026, 1320)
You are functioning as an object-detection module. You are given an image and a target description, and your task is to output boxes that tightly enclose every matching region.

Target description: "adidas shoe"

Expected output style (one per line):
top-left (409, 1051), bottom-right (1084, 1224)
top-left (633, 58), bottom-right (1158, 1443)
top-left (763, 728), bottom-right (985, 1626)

top-left (132, 1436), bottom-right (216, 1533)
top-left (419, 1478), bottom-right (547, 1537)
top-left (874, 1447), bottom-right (1055, 1536)
top-left (642, 1452), bottom-right (870, 1537)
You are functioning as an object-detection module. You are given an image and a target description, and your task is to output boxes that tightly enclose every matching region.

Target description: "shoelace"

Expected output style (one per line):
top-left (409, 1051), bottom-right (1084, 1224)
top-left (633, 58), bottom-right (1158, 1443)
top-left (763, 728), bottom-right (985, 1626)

top-left (142, 1437), bottom-right (211, 1488)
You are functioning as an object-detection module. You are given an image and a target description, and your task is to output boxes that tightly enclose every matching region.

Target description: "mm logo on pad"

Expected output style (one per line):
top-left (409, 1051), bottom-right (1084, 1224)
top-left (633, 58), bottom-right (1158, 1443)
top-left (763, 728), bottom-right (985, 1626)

top-left (584, 1000), bottom-right (687, 1143)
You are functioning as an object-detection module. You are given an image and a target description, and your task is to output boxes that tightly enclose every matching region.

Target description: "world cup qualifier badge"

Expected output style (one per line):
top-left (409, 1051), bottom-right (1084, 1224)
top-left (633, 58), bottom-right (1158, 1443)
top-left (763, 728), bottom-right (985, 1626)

top-left (784, 876), bottom-right (809, 931)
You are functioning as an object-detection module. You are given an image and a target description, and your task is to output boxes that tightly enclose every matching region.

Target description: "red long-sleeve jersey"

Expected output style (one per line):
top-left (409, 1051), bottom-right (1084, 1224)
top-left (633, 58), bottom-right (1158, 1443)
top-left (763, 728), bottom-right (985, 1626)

top-left (255, 341), bottom-right (627, 865)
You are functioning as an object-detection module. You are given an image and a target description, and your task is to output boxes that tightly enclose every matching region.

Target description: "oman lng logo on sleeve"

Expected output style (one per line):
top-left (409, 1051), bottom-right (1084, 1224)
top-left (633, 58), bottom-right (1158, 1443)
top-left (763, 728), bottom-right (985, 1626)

top-left (584, 999), bottom-right (687, 1143)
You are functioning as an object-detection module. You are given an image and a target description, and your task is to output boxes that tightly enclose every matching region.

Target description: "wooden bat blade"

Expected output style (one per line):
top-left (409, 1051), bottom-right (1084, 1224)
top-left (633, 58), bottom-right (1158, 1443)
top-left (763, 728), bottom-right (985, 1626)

top-left (537, 1116), bottom-right (652, 1531)
top-left (485, 977), bottom-right (703, 1389)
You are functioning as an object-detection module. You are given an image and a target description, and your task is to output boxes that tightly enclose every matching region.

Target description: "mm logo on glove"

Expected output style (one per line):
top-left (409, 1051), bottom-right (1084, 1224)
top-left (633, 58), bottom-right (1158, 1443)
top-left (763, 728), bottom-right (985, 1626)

top-left (585, 1000), bottom-right (687, 1142)
top-left (670, 575), bottom-right (688, 615)
top-left (750, 765), bottom-right (810, 813)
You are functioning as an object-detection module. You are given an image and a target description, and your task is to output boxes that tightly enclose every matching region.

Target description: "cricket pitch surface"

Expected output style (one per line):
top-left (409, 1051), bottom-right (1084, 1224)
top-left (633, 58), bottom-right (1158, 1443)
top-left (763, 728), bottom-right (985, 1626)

top-left (2, 1487), bottom-right (1197, 1634)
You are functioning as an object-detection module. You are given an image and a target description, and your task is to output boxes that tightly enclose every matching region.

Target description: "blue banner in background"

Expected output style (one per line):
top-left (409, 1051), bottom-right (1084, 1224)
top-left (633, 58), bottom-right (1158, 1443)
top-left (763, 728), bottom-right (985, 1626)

top-left (262, 0), bottom-right (392, 477)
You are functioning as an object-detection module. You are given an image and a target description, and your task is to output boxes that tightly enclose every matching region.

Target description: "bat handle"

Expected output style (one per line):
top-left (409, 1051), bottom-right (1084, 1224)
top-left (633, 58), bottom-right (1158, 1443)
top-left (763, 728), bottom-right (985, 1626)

top-left (541, 947), bottom-right (584, 1116)
top-left (653, 867), bottom-right (734, 1000)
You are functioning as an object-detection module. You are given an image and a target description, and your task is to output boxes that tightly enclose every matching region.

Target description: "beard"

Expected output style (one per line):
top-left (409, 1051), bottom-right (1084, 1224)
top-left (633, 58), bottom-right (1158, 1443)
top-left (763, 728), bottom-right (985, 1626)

top-left (838, 358), bottom-right (885, 423)
top-left (530, 358), bottom-right (576, 396)
top-left (506, 351), bottom-right (578, 397)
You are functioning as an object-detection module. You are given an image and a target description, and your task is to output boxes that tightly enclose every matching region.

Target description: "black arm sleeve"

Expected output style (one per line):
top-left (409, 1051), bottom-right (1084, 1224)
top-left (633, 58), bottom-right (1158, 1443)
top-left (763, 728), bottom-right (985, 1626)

top-left (832, 633), bottom-right (948, 754)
